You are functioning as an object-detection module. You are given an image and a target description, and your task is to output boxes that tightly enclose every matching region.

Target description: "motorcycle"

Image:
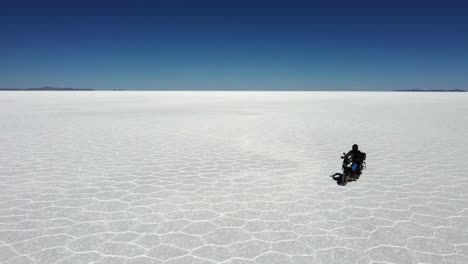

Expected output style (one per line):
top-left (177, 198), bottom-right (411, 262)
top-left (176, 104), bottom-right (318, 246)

top-left (339, 152), bottom-right (366, 186)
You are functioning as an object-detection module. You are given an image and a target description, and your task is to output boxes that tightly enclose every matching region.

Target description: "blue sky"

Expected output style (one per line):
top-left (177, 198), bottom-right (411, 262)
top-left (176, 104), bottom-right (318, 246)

top-left (1, 0), bottom-right (467, 90)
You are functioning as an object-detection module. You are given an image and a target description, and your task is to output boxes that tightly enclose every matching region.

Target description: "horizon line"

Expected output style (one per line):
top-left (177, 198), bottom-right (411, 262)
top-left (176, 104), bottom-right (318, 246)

top-left (1, 88), bottom-right (467, 92)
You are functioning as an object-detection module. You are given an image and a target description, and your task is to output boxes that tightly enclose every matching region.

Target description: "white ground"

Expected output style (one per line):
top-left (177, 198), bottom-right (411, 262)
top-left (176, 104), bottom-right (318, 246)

top-left (0, 91), bottom-right (468, 264)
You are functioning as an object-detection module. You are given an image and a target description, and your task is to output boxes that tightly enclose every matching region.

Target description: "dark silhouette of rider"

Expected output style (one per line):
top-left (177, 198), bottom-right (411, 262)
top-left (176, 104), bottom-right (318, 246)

top-left (344, 144), bottom-right (366, 173)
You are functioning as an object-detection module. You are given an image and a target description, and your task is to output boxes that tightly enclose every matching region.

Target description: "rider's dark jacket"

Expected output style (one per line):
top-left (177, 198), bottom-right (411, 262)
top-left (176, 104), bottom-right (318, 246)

top-left (345, 150), bottom-right (365, 165)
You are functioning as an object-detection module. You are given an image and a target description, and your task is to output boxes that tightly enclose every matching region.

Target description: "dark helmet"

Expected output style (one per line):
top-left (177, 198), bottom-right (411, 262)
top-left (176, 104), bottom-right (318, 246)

top-left (352, 144), bottom-right (358, 151)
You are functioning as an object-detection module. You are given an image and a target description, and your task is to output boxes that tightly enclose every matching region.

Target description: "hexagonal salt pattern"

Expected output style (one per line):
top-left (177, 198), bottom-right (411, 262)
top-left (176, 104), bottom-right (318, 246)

top-left (1, 91), bottom-right (468, 264)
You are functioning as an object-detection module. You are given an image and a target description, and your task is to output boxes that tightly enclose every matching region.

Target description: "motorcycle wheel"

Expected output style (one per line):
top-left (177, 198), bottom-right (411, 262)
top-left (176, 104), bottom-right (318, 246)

top-left (341, 172), bottom-right (348, 186)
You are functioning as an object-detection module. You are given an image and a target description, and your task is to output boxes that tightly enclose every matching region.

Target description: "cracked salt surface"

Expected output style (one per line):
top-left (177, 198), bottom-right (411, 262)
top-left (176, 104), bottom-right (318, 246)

top-left (1, 91), bottom-right (468, 264)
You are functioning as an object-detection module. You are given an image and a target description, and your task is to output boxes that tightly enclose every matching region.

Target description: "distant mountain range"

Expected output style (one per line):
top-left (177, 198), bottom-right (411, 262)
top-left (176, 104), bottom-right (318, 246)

top-left (0, 86), bottom-right (94, 91)
top-left (394, 89), bottom-right (466, 92)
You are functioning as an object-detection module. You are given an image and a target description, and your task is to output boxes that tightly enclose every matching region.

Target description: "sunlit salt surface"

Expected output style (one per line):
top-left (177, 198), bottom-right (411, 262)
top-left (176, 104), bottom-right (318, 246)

top-left (1, 91), bottom-right (467, 264)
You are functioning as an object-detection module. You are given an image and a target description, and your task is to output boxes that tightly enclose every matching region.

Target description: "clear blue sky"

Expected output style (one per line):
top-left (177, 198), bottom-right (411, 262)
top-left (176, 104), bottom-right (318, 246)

top-left (1, 0), bottom-right (467, 90)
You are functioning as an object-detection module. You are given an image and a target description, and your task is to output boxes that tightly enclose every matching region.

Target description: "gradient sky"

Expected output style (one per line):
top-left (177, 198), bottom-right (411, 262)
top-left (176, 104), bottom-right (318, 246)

top-left (1, 0), bottom-right (468, 90)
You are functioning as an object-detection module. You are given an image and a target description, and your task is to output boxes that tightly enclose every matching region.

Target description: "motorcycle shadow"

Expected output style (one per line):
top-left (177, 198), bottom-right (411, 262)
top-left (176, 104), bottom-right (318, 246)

top-left (330, 172), bottom-right (360, 186)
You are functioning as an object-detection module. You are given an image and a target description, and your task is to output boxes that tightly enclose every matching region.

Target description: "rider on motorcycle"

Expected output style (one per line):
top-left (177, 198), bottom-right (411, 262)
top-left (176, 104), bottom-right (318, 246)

top-left (344, 144), bottom-right (366, 176)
